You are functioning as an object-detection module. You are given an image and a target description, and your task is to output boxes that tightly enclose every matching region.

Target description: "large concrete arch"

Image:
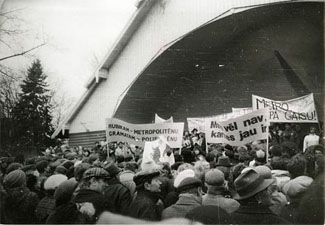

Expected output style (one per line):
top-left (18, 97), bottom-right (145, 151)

top-left (114, 2), bottom-right (324, 127)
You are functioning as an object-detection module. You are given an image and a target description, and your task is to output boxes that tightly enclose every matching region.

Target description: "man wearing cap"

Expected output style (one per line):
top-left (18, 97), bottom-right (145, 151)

top-left (162, 169), bottom-right (202, 219)
top-left (75, 167), bottom-right (112, 223)
top-left (231, 169), bottom-right (288, 224)
top-left (2, 169), bottom-right (39, 224)
top-left (103, 162), bottom-right (132, 215)
top-left (202, 169), bottom-right (240, 214)
top-left (35, 174), bottom-right (67, 223)
top-left (128, 169), bottom-right (163, 221)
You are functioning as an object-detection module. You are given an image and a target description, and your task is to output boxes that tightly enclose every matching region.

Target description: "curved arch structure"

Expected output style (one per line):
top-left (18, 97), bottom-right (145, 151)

top-left (114, 2), bottom-right (324, 124)
top-left (52, 1), bottom-right (324, 147)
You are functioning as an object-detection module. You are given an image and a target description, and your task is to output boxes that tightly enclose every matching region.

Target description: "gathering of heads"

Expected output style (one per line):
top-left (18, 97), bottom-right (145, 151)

top-left (0, 123), bottom-right (324, 224)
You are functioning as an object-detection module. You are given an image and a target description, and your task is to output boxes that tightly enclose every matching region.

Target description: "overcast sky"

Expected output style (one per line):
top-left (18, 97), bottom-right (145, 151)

top-left (0, 0), bottom-right (136, 101)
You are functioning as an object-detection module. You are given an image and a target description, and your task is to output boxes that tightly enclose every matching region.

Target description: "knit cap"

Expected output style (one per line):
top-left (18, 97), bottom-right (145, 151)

top-left (4, 169), bottom-right (26, 188)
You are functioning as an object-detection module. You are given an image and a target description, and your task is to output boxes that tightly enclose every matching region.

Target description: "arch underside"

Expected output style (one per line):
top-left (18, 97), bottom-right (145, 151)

top-left (114, 2), bottom-right (324, 125)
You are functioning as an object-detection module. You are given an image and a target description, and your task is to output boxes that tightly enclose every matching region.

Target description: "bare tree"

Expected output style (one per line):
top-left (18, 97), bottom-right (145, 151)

top-left (0, 65), bottom-right (22, 118)
top-left (0, 8), bottom-right (46, 72)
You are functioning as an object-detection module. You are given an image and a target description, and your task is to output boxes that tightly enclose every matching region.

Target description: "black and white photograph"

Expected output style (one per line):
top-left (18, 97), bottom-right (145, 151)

top-left (0, 0), bottom-right (324, 224)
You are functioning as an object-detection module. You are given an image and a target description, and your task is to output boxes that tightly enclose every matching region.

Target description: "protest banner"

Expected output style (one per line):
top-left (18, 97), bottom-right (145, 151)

top-left (141, 136), bottom-right (175, 169)
top-left (205, 108), bottom-right (269, 146)
top-left (187, 117), bottom-right (205, 133)
top-left (232, 107), bottom-right (253, 116)
top-left (106, 118), bottom-right (184, 148)
top-left (155, 113), bottom-right (173, 123)
top-left (252, 94), bottom-right (318, 123)
top-left (188, 112), bottom-right (239, 133)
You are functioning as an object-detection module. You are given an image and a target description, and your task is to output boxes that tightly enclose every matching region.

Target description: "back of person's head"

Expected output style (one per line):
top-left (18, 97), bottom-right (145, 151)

top-left (74, 163), bottom-right (91, 182)
top-left (270, 145), bottom-right (282, 157)
top-left (36, 160), bottom-right (49, 174)
top-left (271, 157), bottom-right (288, 170)
top-left (238, 153), bottom-right (251, 164)
top-left (116, 155), bottom-right (125, 164)
top-left (125, 162), bottom-right (137, 172)
top-left (171, 162), bottom-right (183, 171)
top-left (177, 163), bottom-right (194, 173)
top-left (287, 154), bottom-right (307, 179)
top-left (174, 153), bottom-right (183, 163)
top-left (216, 166), bottom-right (230, 181)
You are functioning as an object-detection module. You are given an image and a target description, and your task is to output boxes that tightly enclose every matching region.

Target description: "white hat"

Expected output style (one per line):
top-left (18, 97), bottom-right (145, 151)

top-left (174, 169), bottom-right (195, 188)
top-left (44, 174), bottom-right (68, 190)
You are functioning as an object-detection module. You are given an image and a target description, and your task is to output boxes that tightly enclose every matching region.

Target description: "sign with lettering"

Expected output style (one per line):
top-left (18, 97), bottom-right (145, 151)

top-left (106, 118), bottom-right (184, 148)
top-left (252, 94), bottom-right (318, 123)
top-left (205, 109), bottom-right (269, 146)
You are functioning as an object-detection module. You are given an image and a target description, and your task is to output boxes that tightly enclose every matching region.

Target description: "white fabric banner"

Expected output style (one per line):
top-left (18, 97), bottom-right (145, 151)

top-left (141, 136), bottom-right (175, 169)
top-left (155, 114), bottom-right (173, 123)
top-left (205, 109), bottom-right (270, 146)
top-left (106, 118), bottom-right (184, 148)
top-left (188, 112), bottom-right (240, 133)
top-left (252, 94), bottom-right (318, 123)
top-left (232, 107), bottom-right (253, 116)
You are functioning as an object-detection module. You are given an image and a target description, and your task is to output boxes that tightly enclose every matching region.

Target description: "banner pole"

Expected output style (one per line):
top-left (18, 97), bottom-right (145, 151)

top-left (266, 125), bottom-right (270, 163)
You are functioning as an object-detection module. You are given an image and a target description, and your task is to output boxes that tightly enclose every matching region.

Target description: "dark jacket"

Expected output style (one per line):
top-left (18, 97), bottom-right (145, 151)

top-left (104, 177), bottom-right (132, 215)
top-left (231, 205), bottom-right (289, 225)
top-left (46, 202), bottom-right (84, 224)
top-left (128, 190), bottom-right (162, 221)
top-left (162, 193), bottom-right (201, 219)
top-left (35, 195), bottom-right (56, 223)
top-left (2, 186), bottom-right (39, 224)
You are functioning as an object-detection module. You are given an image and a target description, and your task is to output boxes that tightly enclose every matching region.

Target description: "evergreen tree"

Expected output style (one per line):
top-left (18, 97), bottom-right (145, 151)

top-left (12, 59), bottom-right (54, 151)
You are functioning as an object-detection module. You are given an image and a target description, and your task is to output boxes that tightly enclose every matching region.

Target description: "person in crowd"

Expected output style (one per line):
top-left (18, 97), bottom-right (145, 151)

top-left (281, 132), bottom-right (298, 157)
top-left (103, 162), bottom-right (132, 215)
top-left (2, 169), bottom-right (39, 224)
top-left (156, 162), bottom-right (174, 205)
top-left (270, 145), bottom-right (290, 187)
top-left (280, 123), bottom-right (295, 143)
top-left (182, 131), bottom-right (192, 149)
top-left (76, 167), bottom-right (112, 223)
top-left (46, 178), bottom-right (82, 224)
top-left (35, 174), bottom-right (67, 223)
top-left (281, 154), bottom-right (313, 200)
top-left (292, 124), bottom-right (305, 151)
top-left (296, 172), bottom-right (324, 224)
top-left (119, 162), bottom-right (137, 198)
top-left (231, 169), bottom-right (288, 224)
top-left (202, 168), bottom-right (240, 214)
top-left (280, 174), bottom-right (313, 223)
top-left (249, 149), bottom-right (266, 167)
top-left (303, 126), bottom-right (320, 152)
top-left (128, 169), bottom-right (163, 221)
top-left (253, 166), bottom-right (287, 215)
top-left (162, 169), bottom-right (202, 219)
top-left (215, 155), bottom-right (232, 181)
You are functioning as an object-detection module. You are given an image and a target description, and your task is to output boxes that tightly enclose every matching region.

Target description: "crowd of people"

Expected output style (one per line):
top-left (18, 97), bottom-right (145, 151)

top-left (0, 123), bottom-right (323, 224)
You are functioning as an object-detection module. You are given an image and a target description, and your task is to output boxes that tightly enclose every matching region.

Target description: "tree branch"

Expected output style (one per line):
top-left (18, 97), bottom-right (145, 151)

top-left (0, 43), bottom-right (46, 62)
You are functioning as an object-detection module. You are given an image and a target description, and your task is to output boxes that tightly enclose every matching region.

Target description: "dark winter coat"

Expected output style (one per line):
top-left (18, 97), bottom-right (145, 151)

top-left (2, 186), bottom-right (39, 224)
top-left (104, 177), bottom-right (132, 215)
top-left (46, 202), bottom-right (84, 224)
top-left (162, 193), bottom-right (201, 219)
top-left (231, 205), bottom-right (289, 225)
top-left (128, 190), bottom-right (162, 221)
